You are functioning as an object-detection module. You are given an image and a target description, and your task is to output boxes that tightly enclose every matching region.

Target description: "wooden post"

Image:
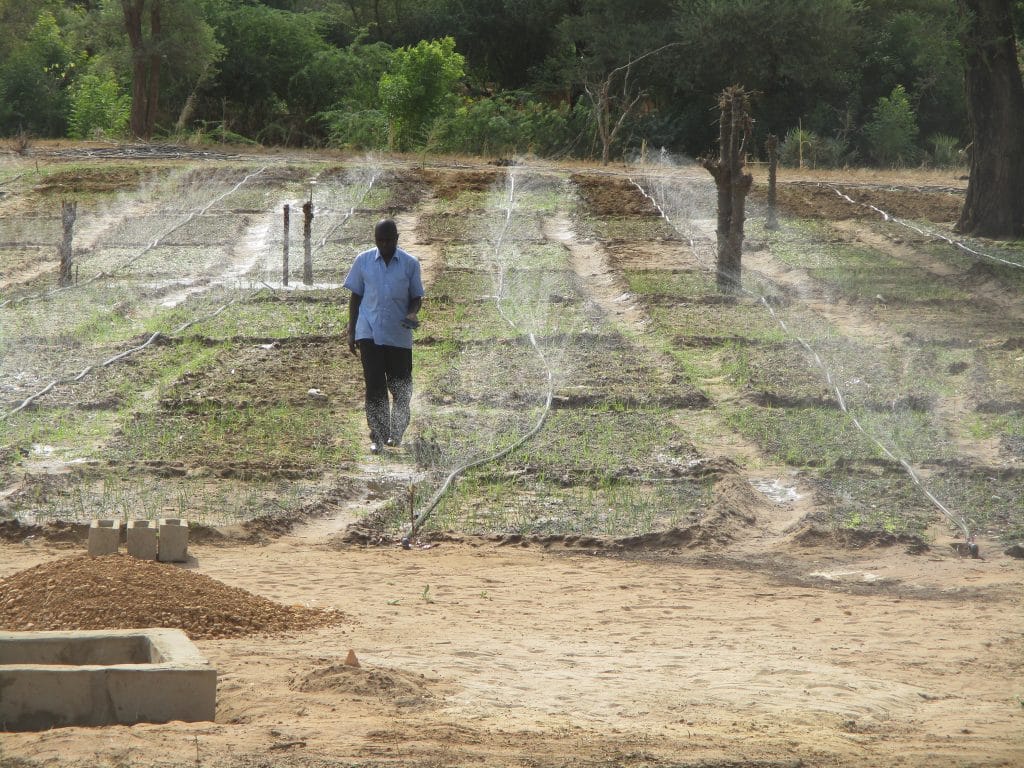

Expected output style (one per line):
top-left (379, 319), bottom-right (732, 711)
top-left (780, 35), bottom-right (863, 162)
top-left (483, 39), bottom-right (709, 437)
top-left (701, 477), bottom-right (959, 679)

top-left (302, 200), bottom-right (313, 286)
top-left (765, 134), bottom-right (779, 230)
top-left (58, 201), bottom-right (77, 287)
top-left (282, 204), bottom-right (290, 286)
top-left (701, 86), bottom-right (753, 293)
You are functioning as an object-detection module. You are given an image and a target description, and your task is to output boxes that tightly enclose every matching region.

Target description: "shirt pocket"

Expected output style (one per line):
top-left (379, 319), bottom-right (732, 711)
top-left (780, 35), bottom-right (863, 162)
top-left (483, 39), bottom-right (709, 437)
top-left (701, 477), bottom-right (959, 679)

top-left (388, 272), bottom-right (410, 300)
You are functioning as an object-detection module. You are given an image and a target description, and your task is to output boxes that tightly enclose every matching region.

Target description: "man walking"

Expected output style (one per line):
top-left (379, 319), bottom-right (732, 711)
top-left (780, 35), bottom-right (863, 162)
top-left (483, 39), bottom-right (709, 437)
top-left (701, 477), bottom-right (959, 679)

top-left (344, 219), bottom-right (424, 454)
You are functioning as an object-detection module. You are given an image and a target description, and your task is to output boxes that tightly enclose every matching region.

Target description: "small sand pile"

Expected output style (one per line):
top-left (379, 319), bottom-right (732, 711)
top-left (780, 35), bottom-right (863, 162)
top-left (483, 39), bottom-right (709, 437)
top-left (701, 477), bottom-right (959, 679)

top-left (0, 555), bottom-right (343, 640)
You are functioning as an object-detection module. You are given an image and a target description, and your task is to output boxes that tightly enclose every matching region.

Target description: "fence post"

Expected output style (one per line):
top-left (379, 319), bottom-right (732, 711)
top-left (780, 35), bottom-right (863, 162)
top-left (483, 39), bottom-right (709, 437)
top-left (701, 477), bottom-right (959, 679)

top-left (282, 204), bottom-right (290, 286)
top-left (58, 200), bottom-right (77, 287)
top-left (302, 200), bottom-right (313, 286)
top-left (765, 134), bottom-right (779, 231)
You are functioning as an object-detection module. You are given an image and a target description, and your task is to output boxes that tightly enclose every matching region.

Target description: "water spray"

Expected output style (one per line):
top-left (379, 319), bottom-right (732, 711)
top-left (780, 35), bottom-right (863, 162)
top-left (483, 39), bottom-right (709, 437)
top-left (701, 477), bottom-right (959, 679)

top-left (3, 167), bottom-right (381, 422)
top-left (825, 184), bottom-right (1024, 272)
top-left (0, 167), bottom-right (269, 309)
top-left (629, 170), bottom-right (977, 556)
top-left (402, 166), bottom-right (556, 546)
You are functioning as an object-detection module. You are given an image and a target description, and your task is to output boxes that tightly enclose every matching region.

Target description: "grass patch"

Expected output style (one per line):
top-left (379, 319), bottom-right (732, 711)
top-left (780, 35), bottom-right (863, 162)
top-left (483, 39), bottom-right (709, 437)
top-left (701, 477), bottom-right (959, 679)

top-left (419, 474), bottom-right (708, 537)
top-left (625, 269), bottom-right (718, 297)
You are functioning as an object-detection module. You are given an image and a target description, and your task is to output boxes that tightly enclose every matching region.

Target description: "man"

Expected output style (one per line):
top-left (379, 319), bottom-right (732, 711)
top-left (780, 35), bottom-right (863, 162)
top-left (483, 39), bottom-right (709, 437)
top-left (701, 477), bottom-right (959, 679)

top-left (344, 219), bottom-right (424, 454)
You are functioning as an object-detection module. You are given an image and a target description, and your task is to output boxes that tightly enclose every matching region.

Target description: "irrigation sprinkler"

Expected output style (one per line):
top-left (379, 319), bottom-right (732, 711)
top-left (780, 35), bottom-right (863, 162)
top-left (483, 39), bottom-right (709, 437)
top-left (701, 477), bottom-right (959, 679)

top-left (627, 168), bottom-right (978, 556)
top-left (401, 166), bottom-right (557, 546)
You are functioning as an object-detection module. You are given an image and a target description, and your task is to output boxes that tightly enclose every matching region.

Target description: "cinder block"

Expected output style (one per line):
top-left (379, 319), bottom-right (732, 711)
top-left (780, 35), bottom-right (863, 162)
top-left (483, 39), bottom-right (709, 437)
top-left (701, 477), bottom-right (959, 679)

top-left (126, 520), bottom-right (158, 560)
top-left (157, 518), bottom-right (189, 562)
top-left (87, 519), bottom-right (121, 556)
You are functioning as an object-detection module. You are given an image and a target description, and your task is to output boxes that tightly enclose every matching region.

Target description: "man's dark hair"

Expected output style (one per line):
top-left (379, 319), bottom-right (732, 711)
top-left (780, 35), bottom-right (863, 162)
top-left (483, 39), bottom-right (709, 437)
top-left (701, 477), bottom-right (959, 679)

top-left (375, 219), bottom-right (398, 238)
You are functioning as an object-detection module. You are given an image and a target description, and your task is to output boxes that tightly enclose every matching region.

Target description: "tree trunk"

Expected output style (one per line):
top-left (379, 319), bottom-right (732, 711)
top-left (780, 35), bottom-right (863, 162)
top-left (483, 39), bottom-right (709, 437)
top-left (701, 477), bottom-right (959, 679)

top-left (144, 1), bottom-right (162, 140)
top-left (122, 0), bottom-right (162, 141)
top-left (123, 1), bottom-right (147, 139)
top-left (956, 0), bottom-right (1024, 238)
top-left (702, 86), bottom-right (752, 293)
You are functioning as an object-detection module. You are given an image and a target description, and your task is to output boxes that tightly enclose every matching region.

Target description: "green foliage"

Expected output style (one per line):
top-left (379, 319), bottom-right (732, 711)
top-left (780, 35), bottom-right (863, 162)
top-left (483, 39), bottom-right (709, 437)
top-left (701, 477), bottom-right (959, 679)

top-left (68, 72), bottom-right (130, 139)
top-left (0, 10), bottom-right (79, 136)
top-left (203, 3), bottom-right (330, 142)
top-left (778, 127), bottom-right (819, 168)
top-left (864, 84), bottom-right (920, 167)
top-left (322, 108), bottom-right (388, 150)
top-left (928, 133), bottom-right (961, 167)
top-left (378, 37), bottom-right (465, 151)
top-left (433, 92), bottom-right (590, 157)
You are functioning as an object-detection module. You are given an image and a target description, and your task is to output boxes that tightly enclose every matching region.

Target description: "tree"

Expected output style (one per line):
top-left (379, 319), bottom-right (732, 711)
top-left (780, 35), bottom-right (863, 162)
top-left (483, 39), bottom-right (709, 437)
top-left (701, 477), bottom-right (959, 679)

top-left (702, 86), bottom-right (753, 293)
top-left (0, 10), bottom-right (78, 137)
top-left (378, 36), bottom-right (464, 151)
top-left (673, 0), bottom-right (862, 151)
top-left (956, 0), bottom-right (1024, 237)
top-left (583, 43), bottom-right (680, 165)
top-left (203, 4), bottom-right (331, 142)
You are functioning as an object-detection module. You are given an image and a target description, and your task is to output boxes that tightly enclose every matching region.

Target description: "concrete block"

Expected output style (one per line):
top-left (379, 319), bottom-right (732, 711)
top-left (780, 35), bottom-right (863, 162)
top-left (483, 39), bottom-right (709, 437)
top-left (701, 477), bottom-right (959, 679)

top-left (87, 519), bottom-right (121, 556)
top-left (157, 518), bottom-right (188, 563)
top-left (126, 520), bottom-right (157, 560)
top-left (0, 628), bottom-right (216, 730)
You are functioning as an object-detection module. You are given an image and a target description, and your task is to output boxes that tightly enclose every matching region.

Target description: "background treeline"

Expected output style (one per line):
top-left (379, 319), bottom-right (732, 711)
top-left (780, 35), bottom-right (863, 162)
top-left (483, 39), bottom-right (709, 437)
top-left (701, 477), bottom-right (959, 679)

top-left (1, 0), bottom-right (1022, 166)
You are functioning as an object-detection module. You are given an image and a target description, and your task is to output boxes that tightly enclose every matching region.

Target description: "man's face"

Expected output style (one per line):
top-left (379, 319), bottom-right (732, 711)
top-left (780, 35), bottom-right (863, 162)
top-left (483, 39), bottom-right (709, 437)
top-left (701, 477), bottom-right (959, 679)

top-left (375, 226), bottom-right (398, 259)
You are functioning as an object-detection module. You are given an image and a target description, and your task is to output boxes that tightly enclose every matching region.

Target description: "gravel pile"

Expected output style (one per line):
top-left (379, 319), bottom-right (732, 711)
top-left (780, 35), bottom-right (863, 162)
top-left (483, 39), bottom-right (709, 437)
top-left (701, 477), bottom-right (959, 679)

top-left (0, 555), bottom-right (343, 640)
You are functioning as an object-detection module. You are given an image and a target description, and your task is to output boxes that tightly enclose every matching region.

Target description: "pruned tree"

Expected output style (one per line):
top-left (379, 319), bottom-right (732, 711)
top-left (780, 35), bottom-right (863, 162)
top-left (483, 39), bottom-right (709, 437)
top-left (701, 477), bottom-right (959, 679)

top-left (583, 42), bottom-right (680, 165)
top-left (702, 86), bottom-right (753, 293)
top-left (122, 0), bottom-right (162, 140)
top-left (956, 0), bottom-right (1024, 238)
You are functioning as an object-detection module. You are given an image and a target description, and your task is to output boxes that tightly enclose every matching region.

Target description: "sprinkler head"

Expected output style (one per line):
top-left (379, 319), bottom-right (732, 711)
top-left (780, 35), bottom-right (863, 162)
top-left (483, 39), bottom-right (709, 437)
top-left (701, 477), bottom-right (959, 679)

top-left (401, 537), bottom-right (411, 550)
top-left (969, 542), bottom-right (980, 559)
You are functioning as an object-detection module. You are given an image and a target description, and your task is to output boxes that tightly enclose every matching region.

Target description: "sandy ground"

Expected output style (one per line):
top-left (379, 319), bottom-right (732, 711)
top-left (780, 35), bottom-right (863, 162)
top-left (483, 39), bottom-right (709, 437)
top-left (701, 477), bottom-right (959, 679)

top-left (1, 527), bottom-right (1022, 768)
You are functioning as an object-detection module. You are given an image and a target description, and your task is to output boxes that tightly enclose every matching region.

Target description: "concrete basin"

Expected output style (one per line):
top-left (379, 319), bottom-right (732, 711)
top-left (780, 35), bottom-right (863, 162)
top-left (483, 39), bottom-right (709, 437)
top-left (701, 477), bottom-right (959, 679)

top-left (0, 628), bottom-right (216, 730)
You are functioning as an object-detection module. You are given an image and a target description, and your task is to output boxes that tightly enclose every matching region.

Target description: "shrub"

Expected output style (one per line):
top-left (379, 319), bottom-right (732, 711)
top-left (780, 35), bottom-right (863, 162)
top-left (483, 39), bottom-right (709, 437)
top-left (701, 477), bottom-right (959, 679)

top-left (321, 108), bottom-right (388, 150)
top-left (928, 133), bottom-right (961, 167)
top-left (864, 85), bottom-right (920, 167)
top-left (433, 93), bottom-right (590, 157)
top-left (68, 73), bottom-right (130, 140)
top-left (778, 126), bottom-right (819, 167)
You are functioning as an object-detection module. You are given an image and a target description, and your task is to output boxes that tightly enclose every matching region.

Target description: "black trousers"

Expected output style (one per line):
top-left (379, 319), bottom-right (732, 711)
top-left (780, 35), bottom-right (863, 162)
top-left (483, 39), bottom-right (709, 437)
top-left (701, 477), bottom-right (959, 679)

top-left (358, 340), bottom-right (413, 444)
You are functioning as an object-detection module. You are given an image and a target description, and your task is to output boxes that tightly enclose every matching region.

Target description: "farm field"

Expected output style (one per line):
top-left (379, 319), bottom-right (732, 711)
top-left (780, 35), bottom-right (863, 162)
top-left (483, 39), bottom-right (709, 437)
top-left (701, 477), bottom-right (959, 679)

top-left (1, 145), bottom-right (1022, 767)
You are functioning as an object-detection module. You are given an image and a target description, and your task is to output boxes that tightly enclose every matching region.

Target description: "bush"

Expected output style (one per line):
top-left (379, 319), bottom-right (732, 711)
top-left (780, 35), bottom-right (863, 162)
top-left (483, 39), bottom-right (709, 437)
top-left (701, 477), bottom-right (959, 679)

top-left (778, 127), bottom-right (820, 167)
top-left (68, 73), bottom-right (130, 139)
top-left (432, 93), bottom-right (590, 157)
top-left (864, 85), bottom-right (920, 167)
top-left (321, 108), bottom-right (388, 151)
top-left (928, 133), bottom-right (961, 167)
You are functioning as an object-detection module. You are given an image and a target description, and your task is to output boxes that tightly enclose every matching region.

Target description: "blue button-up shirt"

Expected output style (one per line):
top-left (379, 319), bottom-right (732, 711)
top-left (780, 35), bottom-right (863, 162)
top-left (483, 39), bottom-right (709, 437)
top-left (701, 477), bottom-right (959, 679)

top-left (344, 247), bottom-right (424, 349)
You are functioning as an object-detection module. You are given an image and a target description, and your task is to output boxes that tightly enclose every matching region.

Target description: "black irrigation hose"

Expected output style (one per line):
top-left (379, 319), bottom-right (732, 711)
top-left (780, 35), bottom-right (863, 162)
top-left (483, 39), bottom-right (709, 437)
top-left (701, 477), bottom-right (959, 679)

top-left (2, 171), bottom-right (381, 422)
top-left (628, 172), bottom-right (975, 549)
top-left (404, 169), bottom-right (556, 543)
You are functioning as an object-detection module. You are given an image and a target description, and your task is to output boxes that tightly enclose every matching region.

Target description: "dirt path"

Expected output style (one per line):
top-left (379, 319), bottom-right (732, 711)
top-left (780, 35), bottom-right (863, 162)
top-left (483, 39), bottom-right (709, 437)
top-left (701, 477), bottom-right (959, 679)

top-left (2, 537), bottom-right (1022, 768)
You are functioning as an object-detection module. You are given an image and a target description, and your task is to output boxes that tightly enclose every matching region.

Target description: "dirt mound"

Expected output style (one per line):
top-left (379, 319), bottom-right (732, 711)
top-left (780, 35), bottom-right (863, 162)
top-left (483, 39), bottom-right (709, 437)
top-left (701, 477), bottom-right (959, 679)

top-left (790, 524), bottom-right (929, 553)
top-left (754, 182), bottom-right (962, 222)
top-left (571, 173), bottom-right (661, 216)
top-left (0, 554), bottom-right (344, 639)
top-left (291, 662), bottom-right (440, 707)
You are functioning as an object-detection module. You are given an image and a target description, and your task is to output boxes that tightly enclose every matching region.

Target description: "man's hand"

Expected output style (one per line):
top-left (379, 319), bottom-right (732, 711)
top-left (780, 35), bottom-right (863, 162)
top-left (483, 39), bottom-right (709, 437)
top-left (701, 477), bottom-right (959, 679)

top-left (347, 326), bottom-right (358, 356)
top-left (401, 313), bottom-right (420, 330)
